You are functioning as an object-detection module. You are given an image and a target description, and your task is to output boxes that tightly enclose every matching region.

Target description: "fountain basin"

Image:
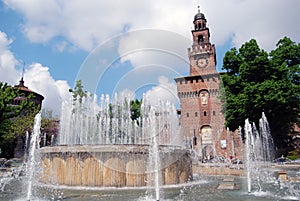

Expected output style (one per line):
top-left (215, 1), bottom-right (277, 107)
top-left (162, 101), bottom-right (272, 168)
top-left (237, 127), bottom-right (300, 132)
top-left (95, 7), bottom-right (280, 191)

top-left (39, 145), bottom-right (192, 187)
top-left (195, 163), bottom-right (244, 176)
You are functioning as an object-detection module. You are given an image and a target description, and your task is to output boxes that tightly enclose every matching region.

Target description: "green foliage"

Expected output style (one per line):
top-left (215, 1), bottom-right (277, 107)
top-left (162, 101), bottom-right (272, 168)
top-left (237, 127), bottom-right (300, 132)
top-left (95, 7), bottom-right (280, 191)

top-left (0, 81), bottom-right (40, 158)
top-left (2, 111), bottom-right (37, 141)
top-left (0, 82), bottom-right (17, 123)
top-left (287, 155), bottom-right (298, 160)
top-left (287, 148), bottom-right (300, 160)
top-left (69, 80), bottom-right (87, 103)
top-left (221, 37), bottom-right (300, 150)
top-left (0, 82), bottom-right (38, 122)
top-left (130, 99), bottom-right (142, 122)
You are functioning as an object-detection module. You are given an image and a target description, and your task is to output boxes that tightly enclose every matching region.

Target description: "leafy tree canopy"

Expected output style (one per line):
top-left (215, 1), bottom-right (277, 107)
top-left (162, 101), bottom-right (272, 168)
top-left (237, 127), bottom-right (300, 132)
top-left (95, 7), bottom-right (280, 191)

top-left (130, 99), bottom-right (142, 122)
top-left (69, 80), bottom-right (143, 123)
top-left (0, 81), bottom-right (40, 158)
top-left (221, 37), bottom-right (300, 150)
top-left (0, 82), bottom-right (17, 123)
top-left (69, 80), bottom-right (87, 103)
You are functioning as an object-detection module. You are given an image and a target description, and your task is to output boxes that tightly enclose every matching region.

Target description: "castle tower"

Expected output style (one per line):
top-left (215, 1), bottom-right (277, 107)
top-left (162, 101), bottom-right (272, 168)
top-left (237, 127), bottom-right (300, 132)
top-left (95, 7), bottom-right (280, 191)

top-left (175, 7), bottom-right (230, 159)
top-left (189, 6), bottom-right (217, 76)
top-left (11, 75), bottom-right (44, 158)
top-left (13, 76), bottom-right (44, 108)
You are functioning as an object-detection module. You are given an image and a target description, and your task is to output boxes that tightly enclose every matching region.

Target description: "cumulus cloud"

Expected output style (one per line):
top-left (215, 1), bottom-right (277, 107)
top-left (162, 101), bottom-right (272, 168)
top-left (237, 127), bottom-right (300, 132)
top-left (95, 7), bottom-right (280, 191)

top-left (2, 0), bottom-right (300, 109)
top-left (3, 0), bottom-right (299, 52)
top-left (202, 0), bottom-right (300, 50)
top-left (25, 63), bottom-right (71, 114)
top-left (0, 31), bottom-right (19, 84)
top-left (118, 29), bottom-right (190, 73)
top-left (3, 0), bottom-right (157, 51)
top-left (0, 30), bottom-right (71, 115)
top-left (144, 76), bottom-right (178, 107)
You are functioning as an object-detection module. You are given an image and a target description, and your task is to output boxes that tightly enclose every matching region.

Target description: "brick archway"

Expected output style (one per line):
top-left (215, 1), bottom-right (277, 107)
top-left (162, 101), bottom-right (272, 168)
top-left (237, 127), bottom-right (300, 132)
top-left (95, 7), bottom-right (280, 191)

top-left (203, 145), bottom-right (214, 159)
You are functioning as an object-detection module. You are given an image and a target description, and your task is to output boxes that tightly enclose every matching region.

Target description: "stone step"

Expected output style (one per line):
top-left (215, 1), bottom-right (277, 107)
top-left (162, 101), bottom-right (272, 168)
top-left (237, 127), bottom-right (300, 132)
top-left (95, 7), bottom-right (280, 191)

top-left (217, 177), bottom-right (238, 190)
top-left (223, 177), bottom-right (235, 182)
top-left (217, 182), bottom-right (236, 190)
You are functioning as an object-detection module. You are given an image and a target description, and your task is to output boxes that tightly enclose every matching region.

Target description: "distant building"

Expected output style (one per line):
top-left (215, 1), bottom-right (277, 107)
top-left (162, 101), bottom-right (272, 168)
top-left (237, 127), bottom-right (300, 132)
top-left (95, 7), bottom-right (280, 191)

top-left (12, 77), bottom-right (44, 158)
top-left (175, 7), bottom-right (243, 160)
top-left (12, 77), bottom-right (44, 108)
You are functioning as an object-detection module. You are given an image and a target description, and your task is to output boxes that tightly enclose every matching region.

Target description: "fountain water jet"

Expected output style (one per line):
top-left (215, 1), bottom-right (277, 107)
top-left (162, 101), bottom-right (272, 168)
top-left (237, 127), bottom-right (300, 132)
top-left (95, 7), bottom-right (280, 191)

top-left (39, 93), bottom-right (192, 201)
top-left (26, 112), bottom-right (42, 201)
top-left (244, 112), bottom-right (275, 193)
top-left (150, 108), bottom-right (160, 201)
top-left (244, 119), bottom-right (252, 193)
top-left (1, 99), bottom-right (300, 200)
top-left (146, 104), bottom-right (170, 201)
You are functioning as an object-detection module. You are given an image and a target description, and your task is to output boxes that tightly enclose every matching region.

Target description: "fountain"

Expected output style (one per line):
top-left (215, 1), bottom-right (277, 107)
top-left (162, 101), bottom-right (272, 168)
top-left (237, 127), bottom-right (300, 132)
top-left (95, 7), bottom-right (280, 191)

top-left (38, 93), bottom-right (192, 201)
top-left (1, 98), bottom-right (300, 200)
top-left (147, 108), bottom-right (161, 201)
top-left (244, 112), bottom-right (275, 193)
top-left (26, 112), bottom-right (42, 201)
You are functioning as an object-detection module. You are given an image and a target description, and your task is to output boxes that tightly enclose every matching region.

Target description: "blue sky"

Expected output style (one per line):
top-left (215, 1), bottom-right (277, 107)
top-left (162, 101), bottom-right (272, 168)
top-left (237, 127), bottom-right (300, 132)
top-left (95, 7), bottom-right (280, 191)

top-left (0, 0), bottom-right (299, 114)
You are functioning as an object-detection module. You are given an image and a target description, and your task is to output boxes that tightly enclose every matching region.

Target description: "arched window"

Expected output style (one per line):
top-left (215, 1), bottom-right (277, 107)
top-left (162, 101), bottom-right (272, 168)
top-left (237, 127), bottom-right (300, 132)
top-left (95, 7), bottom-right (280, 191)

top-left (198, 35), bottom-right (204, 43)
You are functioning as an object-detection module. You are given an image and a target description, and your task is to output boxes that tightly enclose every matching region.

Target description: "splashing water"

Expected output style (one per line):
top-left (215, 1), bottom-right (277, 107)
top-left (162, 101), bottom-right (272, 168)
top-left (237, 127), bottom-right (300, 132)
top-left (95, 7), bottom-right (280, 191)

top-left (56, 93), bottom-right (183, 200)
top-left (26, 112), bottom-right (42, 201)
top-left (149, 106), bottom-right (160, 201)
top-left (244, 112), bottom-right (275, 193)
top-left (58, 93), bottom-right (183, 146)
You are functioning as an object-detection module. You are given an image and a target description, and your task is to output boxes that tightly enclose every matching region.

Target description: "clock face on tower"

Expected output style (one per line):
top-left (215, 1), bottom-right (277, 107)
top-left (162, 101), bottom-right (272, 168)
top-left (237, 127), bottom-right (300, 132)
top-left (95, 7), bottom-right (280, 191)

top-left (196, 58), bottom-right (208, 68)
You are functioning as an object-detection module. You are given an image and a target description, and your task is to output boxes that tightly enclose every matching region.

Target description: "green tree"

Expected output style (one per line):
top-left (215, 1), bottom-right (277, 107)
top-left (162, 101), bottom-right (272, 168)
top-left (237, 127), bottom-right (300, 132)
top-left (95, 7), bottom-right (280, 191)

top-left (221, 37), bottom-right (300, 151)
top-left (0, 82), bottom-right (18, 123)
top-left (0, 81), bottom-right (40, 158)
top-left (130, 99), bottom-right (142, 123)
top-left (106, 98), bottom-right (142, 141)
top-left (0, 80), bottom-right (16, 157)
top-left (69, 80), bottom-right (87, 103)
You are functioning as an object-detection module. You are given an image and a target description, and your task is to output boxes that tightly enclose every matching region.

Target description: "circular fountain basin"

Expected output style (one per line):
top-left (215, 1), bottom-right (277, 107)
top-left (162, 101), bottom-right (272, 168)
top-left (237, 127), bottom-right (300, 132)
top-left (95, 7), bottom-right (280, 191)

top-left (39, 145), bottom-right (192, 187)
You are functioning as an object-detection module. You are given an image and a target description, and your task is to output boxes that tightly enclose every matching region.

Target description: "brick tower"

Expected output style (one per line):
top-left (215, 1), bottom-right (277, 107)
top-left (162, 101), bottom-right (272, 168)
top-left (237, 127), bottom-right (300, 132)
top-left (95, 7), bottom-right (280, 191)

top-left (175, 7), bottom-right (239, 159)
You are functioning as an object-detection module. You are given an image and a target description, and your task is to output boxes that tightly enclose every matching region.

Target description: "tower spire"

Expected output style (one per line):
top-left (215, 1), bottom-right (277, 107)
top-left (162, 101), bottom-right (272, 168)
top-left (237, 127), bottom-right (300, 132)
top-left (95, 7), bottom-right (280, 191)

top-left (19, 62), bottom-right (25, 87)
top-left (21, 63), bottom-right (25, 79)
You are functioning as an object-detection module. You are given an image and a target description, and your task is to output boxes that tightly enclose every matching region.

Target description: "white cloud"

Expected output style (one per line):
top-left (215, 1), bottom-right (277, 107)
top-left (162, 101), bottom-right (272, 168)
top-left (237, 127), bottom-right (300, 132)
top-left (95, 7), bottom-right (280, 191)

top-left (3, 0), bottom-right (299, 52)
top-left (2, 0), bottom-right (300, 108)
top-left (144, 76), bottom-right (178, 107)
top-left (25, 63), bottom-right (71, 115)
top-left (3, 0), bottom-right (155, 51)
top-left (0, 30), bottom-right (71, 115)
top-left (118, 29), bottom-right (190, 73)
top-left (0, 31), bottom-right (19, 84)
top-left (202, 0), bottom-right (300, 50)
top-left (54, 41), bottom-right (68, 52)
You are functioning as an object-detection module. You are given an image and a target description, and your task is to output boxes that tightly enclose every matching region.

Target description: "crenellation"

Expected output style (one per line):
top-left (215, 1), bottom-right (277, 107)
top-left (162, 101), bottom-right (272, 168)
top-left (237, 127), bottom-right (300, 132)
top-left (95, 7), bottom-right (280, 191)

top-left (175, 8), bottom-right (242, 160)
